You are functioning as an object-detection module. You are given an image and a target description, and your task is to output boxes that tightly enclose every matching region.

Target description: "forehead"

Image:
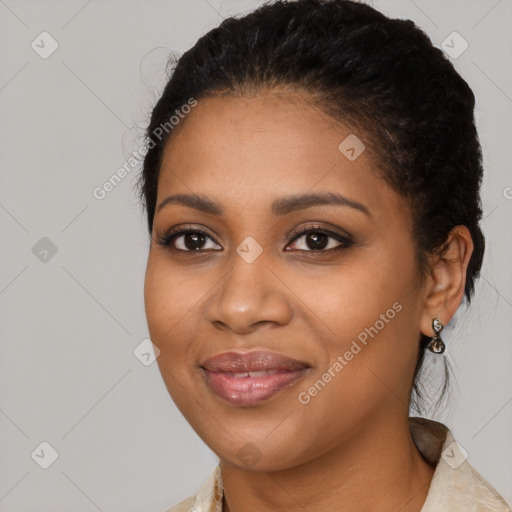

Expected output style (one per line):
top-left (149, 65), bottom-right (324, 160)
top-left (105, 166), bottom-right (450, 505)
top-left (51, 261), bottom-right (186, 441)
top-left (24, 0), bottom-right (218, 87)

top-left (156, 93), bottom-right (404, 219)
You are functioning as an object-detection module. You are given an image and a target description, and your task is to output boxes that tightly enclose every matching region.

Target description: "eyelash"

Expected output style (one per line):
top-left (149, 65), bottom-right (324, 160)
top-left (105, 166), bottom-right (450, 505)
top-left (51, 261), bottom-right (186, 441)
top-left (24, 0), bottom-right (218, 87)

top-left (155, 225), bottom-right (354, 254)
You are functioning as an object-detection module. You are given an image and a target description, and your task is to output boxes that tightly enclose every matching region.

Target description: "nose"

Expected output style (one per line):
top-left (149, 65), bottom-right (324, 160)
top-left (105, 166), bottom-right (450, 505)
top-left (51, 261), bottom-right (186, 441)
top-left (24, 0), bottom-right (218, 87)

top-left (207, 247), bottom-right (293, 335)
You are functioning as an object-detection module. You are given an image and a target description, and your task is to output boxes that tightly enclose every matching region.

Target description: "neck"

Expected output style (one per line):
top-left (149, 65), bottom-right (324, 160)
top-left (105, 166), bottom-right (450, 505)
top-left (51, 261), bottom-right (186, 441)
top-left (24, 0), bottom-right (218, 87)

top-left (220, 414), bottom-right (435, 512)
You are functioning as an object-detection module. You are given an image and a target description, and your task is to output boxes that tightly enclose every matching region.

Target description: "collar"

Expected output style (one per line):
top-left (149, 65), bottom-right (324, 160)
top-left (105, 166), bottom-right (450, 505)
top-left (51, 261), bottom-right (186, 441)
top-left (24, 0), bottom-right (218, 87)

top-left (172, 417), bottom-right (510, 512)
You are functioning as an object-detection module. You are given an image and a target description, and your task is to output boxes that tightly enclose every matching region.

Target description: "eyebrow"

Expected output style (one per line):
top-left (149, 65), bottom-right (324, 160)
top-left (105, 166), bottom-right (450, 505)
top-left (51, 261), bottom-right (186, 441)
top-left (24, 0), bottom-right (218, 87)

top-left (156, 191), bottom-right (371, 217)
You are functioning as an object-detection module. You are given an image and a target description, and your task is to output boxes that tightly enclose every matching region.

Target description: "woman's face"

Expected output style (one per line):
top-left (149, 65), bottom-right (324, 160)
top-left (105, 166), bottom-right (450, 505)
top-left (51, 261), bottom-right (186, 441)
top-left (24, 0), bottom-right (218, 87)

top-left (144, 92), bottom-right (428, 471)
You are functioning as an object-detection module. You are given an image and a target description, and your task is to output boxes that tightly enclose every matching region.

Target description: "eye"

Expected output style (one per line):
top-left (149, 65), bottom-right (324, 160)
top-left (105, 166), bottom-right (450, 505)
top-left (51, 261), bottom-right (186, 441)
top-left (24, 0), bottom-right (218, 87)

top-left (285, 226), bottom-right (353, 252)
top-left (155, 227), bottom-right (221, 252)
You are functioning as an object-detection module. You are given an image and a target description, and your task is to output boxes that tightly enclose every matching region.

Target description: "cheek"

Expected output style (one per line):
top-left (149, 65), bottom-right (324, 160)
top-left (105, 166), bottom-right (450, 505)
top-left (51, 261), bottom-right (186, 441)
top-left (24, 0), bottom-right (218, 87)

top-left (144, 255), bottom-right (199, 340)
top-left (143, 256), bottom-right (199, 385)
top-left (280, 255), bottom-right (410, 349)
top-left (289, 246), bottom-right (420, 398)
top-left (144, 257), bottom-right (203, 413)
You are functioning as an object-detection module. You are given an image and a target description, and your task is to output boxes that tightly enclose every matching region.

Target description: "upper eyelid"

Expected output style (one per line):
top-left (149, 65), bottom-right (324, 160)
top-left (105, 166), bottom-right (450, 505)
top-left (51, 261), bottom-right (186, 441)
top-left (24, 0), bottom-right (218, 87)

top-left (156, 225), bottom-right (218, 243)
top-left (288, 225), bottom-right (352, 241)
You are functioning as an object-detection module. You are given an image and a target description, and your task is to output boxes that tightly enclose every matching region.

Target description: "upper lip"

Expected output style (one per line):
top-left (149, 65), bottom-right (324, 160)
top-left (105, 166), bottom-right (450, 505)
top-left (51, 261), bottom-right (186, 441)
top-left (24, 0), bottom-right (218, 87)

top-left (201, 350), bottom-right (310, 373)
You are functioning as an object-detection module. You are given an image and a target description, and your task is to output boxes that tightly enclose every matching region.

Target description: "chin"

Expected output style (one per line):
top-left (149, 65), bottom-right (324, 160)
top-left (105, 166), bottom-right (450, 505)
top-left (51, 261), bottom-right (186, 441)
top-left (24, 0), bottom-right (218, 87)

top-left (196, 426), bottom-right (311, 473)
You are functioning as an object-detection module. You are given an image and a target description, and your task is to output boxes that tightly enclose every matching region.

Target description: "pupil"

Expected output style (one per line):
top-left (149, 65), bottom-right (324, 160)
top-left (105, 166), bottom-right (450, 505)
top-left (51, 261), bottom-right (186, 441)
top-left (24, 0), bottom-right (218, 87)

top-left (307, 233), bottom-right (327, 250)
top-left (185, 233), bottom-right (205, 250)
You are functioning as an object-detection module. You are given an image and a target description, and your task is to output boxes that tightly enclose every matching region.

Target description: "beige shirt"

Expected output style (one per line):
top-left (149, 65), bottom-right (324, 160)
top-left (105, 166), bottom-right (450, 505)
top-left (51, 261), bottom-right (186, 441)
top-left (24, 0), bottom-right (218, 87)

top-left (167, 417), bottom-right (511, 512)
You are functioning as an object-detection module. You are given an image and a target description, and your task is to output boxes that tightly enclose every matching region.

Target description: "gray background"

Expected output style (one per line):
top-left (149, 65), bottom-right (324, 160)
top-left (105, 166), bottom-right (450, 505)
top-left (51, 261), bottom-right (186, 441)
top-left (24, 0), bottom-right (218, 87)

top-left (0, 0), bottom-right (511, 510)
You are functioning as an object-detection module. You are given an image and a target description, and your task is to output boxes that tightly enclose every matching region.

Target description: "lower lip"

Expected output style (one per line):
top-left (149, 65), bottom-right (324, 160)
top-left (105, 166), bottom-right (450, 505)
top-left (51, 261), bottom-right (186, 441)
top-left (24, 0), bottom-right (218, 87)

top-left (201, 368), bottom-right (309, 406)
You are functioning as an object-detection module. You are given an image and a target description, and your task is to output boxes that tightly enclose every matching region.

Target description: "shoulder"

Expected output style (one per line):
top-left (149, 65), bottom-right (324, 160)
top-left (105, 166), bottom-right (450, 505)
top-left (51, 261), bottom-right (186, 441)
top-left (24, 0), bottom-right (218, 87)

top-left (165, 495), bottom-right (195, 512)
top-left (423, 456), bottom-right (511, 511)
top-left (447, 458), bottom-right (511, 511)
top-left (410, 417), bottom-right (511, 511)
top-left (164, 464), bottom-right (223, 512)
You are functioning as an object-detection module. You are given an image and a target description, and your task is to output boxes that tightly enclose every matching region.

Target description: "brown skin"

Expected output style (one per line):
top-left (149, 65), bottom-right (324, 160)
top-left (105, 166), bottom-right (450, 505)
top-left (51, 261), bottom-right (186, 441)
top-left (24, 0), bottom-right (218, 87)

top-left (144, 92), bottom-right (473, 512)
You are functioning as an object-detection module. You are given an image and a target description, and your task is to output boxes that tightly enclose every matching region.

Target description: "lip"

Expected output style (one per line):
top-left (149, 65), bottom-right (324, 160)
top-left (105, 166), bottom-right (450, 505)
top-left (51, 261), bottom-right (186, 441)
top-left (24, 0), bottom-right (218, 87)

top-left (200, 350), bottom-right (310, 406)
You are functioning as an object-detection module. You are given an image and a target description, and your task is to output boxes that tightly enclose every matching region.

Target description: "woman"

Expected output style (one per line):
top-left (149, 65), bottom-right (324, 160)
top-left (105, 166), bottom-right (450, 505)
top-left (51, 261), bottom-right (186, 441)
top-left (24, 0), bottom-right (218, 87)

top-left (137, 0), bottom-right (511, 510)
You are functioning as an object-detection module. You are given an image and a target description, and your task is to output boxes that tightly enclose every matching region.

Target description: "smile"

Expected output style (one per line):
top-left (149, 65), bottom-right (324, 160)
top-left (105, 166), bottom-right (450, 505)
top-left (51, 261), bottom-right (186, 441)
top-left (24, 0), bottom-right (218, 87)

top-left (200, 350), bottom-right (310, 406)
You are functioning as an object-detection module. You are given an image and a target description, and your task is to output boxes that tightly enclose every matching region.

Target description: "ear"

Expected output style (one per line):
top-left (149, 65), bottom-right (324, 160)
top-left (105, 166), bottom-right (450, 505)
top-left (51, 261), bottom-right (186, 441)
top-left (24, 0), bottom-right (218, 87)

top-left (419, 225), bottom-right (474, 337)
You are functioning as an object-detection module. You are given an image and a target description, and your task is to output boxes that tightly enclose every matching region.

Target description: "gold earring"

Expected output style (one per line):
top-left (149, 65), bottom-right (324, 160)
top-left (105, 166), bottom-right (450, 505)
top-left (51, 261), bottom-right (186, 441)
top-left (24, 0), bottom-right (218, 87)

top-left (427, 318), bottom-right (445, 354)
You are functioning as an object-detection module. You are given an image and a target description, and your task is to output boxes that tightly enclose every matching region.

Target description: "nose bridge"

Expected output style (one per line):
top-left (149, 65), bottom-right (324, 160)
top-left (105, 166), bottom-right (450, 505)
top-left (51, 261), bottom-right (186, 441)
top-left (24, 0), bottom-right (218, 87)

top-left (209, 239), bottom-right (292, 333)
